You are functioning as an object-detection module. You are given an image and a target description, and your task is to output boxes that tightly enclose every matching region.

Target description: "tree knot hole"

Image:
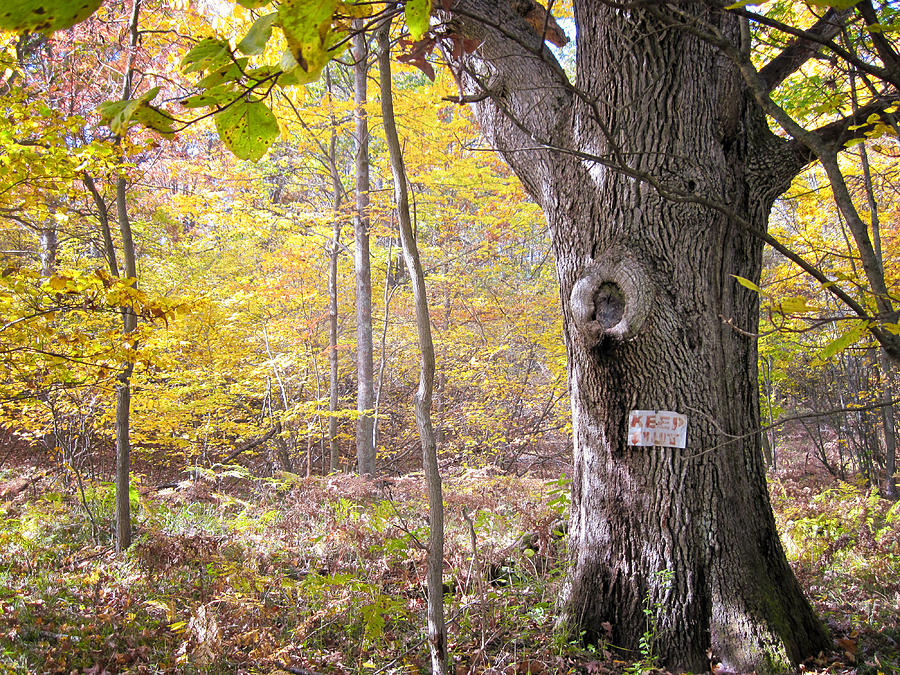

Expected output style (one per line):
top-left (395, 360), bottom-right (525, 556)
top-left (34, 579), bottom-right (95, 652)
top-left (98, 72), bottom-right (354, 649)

top-left (593, 281), bottom-right (625, 330)
top-left (570, 250), bottom-right (654, 348)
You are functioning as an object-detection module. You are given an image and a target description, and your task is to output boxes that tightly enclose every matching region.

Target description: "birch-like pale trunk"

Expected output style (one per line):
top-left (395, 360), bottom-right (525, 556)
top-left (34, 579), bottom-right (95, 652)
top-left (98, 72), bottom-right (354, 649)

top-left (325, 66), bottom-right (344, 473)
top-left (352, 25), bottom-right (376, 476)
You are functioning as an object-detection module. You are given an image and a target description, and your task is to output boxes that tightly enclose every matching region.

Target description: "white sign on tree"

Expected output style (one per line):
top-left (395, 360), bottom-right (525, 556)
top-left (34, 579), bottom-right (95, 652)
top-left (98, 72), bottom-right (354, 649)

top-left (628, 410), bottom-right (688, 448)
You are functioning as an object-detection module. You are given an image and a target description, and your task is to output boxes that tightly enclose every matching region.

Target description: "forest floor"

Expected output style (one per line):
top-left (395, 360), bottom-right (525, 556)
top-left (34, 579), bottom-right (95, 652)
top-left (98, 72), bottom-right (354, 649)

top-left (0, 440), bottom-right (897, 674)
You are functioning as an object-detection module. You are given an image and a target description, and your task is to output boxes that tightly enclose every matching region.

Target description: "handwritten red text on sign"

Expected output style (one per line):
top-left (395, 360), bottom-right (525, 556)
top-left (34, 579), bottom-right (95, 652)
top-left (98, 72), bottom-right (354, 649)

top-left (627, 410), bottom-right (688, 448)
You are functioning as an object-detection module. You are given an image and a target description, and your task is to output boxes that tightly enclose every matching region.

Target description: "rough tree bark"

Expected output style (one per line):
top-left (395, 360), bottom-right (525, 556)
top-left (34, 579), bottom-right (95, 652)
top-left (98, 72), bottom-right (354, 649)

top-left (352, 25), bottom-right (376, 476)
top-left (447, 1), bottom-right (831, 671)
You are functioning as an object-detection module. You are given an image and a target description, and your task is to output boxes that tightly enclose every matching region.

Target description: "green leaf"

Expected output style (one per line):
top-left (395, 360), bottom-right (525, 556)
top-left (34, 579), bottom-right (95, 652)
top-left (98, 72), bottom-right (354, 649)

top-left (214, 99), bottom-right (279, 161)
top-left (236, 0), bottom-right (271, 7)
top-left (181, 38), bottom-right (232, 74)
top-left (0, 0), bottom-right (103, 33)
top-left (98, 100), bottom-right (133, 135)
top-left (279, 0), bottom-right (341, 78)
top-left (180, 85), bottom-right (240, 109)
top-left (404, 0), bottom-right (431, 40)
top-left (196, 58), bottom-right (249, 89)
top-left (246, 65), bottom-right (281, 82)
top-left (341, 0), bottom-right (372, 18)
top-left (779, 296), bottom-right (812, 314)
top-left (733, 275), bottom-right (762, 293)
top-left (820, 321), bottom-right (869, 360)
top-left (237, 12), bottom-right (278, 55)
top-left (807, 0), bottom-right (861, 8)
top-left (278, 50), bottom-right (322, 86)
top-left (132, 104), bottom-right (175, 138)
top-left (98, 87), bottom-right (162, 136)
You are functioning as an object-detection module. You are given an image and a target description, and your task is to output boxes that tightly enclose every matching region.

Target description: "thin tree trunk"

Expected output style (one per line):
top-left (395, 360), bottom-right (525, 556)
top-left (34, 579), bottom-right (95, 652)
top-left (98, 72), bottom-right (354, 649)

top-left (377, 23), bottom-right (447, 675)
top-left (373, 236), bottom-right (396, 449)
top-left (325, 66), bottom-right (343, 473)
top-left (114, 0), bottom-right (141, 553)
top-left (851, 67), bottom-right (898, 495)
top-left (880, 355), bottom-right (899, 499)
top-left (761, 354), bottom-right (777, 470)
top-left (858, 136), bottom-right (898, 498)
top-left (307, 339), bottom-right (325, 475)
top-left (352, 24), bottom-right (376, 476)
top-left (328, 219), bottom-right (341, 473)
top-left (262, 325), bottom-right (293, 471)
top-left (115, 170), bottom-right (137, 553)
top-left (83, 173), bottom-right (119, 275)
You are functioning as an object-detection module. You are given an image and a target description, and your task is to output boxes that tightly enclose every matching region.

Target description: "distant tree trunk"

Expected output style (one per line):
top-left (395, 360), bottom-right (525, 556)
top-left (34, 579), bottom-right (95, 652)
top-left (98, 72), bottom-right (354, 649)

top-left (114, 0), bottom-right (141, 554)
top-left (875, 353), bottom-right (898, 498)
top-left (850, 73), bottom-right (897, 498)
top-left (761, 354), bottom-right (777, 470)
top-left (352, 25), bottom-right (376, 476)
top-left (274, 433), bottom-right (293, 473)
top-left (373, 237), bottom-right (396, 449)
top-left (328, 204), bottom-right (342, 473)
top-left (39, 224), bottom-right (57, 276)
top-left (325, 66), bottom-right (344, 473)
top-left (378, 24), bottom-right (447, 675)
top-left (261, 326), bottom-right (295, 473)
top-left (860, 152), bottom-right (898, 498)
top-left (882, 363), bottom-right (899, 500)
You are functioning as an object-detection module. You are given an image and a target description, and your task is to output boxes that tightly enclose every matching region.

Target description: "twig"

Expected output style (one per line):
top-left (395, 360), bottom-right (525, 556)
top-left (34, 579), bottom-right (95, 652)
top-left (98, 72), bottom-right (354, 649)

top-left (461, 507), bottom-right (478, 592)
top-left (379, 483), bottom-right (427, 551)
top-left (681, 398), bottom-right (900, 460)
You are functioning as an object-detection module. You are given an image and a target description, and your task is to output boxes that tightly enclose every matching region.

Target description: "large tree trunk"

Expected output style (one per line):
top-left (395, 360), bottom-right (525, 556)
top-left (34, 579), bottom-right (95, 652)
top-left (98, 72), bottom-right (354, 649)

top-left (448, 1), bottom-right (830, 671)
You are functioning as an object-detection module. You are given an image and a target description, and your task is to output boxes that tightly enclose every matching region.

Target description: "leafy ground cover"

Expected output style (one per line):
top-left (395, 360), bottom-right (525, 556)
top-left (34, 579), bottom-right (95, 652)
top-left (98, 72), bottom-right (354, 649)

top-left (0, 456), bottom-right (897, 675)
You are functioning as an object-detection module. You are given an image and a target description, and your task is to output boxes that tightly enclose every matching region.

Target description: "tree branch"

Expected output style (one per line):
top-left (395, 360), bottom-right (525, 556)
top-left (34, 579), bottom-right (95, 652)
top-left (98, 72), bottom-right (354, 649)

top-left (855, 0), bottom-right (900, 76)
top-left (442, 0), bottom-right (573, 205)
top-left (219, 425), bottom-right (280, 465)
top-left (655, 3), bottom-right (900, 363)
top-left (758, 8), bottom-right (852, 92)
top-left (788, 90), bottom-right (897, 167)
top-left (736, 6), bottom-right (898, 89)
